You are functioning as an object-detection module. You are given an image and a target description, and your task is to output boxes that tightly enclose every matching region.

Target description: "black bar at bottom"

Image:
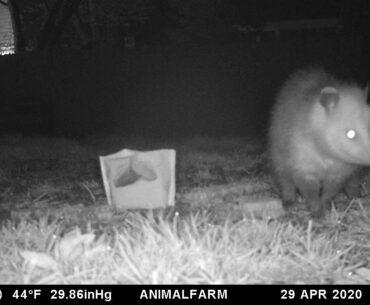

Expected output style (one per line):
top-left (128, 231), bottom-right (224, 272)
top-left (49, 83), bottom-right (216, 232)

top-left (0, 285), bottom-right (368, 305)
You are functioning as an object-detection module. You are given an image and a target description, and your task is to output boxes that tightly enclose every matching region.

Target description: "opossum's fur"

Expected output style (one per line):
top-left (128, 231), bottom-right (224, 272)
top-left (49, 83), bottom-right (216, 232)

top-left (269, 68), bottom-right (370, 217)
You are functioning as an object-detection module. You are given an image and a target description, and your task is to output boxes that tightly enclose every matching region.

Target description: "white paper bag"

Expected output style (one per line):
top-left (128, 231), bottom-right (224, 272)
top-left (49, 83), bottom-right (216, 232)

top-left (99, 149), bottom-right (176, 210)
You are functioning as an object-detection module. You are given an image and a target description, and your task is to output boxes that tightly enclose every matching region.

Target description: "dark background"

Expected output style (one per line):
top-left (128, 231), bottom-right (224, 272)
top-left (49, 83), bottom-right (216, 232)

top-left (0, 0), bottom-right (369, 138)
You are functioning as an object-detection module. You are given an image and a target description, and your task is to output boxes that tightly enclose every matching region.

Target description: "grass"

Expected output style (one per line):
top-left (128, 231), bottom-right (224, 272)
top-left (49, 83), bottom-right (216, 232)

top-left (0, 134), bottom-right (369, 284)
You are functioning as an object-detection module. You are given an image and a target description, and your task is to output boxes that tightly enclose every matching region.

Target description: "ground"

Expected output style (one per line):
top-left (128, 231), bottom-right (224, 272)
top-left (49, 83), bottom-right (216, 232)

top-left (0, 134), bottom-right (369, 284)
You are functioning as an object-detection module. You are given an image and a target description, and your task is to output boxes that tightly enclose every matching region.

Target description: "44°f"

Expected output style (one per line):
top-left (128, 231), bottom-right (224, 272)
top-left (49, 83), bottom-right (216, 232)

top-left (13, 289), bottom-right (41, 300)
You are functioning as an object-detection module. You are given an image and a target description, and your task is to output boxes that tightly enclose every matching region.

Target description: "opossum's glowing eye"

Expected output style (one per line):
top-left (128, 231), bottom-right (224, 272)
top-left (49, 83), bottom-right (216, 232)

top-left (346, 130), bottom-right (356, 139)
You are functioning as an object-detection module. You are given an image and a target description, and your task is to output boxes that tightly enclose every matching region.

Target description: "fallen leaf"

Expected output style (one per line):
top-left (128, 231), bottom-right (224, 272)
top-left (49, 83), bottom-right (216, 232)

top-left (57, 228), bottom-right (95, 261)
top-left (20, 250), bottom-right (58, 270)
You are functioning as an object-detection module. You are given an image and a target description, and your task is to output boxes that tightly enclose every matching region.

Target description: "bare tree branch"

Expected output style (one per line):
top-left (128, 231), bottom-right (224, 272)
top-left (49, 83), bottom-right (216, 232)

top-left (36, 0), bottom-right (83, 50)
top-left (36, 0), bottom-right (64, 50)
top-left (42, 0), bottom-right (50, 10)
top-left (71, 15), bottom-right (89, 46)
top-left (7, 0), bottom-right (25, 52)
top-left (88, 0), bottom-right (98, 41)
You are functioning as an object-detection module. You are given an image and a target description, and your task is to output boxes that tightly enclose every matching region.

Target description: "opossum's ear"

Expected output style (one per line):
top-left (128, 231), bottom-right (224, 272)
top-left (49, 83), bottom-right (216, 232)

top-left (319, 87), bottom-right (339, 113)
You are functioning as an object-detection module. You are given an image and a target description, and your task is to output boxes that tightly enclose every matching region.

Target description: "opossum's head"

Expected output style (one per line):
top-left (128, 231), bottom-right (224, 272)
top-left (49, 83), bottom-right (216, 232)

top-left (318, 85), bottom-right (370, 165)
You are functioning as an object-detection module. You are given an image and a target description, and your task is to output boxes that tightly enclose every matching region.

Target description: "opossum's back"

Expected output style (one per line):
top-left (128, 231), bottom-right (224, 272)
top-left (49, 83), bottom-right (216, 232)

top-left (272, 68), bottom-right (336, 124)
top-left (276, 68), bottom-right (335, 102)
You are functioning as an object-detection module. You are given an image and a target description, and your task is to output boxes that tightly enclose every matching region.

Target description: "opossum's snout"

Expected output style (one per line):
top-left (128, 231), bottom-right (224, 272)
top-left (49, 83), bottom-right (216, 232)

top-left (324, 88), bottom-right (370, 166)
top-left (335, 125), bottom-right (370, 165)
top-left (354, 135), bottom-right (370, 166)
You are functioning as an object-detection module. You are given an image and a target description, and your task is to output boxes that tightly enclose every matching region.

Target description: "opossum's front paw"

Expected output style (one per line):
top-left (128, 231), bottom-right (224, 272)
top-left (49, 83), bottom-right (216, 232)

top-left (344, 182), bottom-right (362, 198)
top-left (311, 209), bottom-right (326, 219)
top-left (308, 201), bottom-right (326, 219)
top-left (282, 199), bottom-right (295, 208)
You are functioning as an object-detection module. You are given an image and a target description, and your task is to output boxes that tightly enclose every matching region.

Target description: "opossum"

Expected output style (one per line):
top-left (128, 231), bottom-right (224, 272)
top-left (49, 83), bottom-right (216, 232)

top-left (268, 68), bottom-right (370, 218)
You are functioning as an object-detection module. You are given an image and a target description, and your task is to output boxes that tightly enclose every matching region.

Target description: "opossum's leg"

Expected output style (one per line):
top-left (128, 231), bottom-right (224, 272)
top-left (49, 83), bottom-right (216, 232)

top-left (321, 180), bottom-right (344, 213)
top-left (293, 175), bottom-right (323, 217)
top-left (277, 173), bottom-right (297, 207)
